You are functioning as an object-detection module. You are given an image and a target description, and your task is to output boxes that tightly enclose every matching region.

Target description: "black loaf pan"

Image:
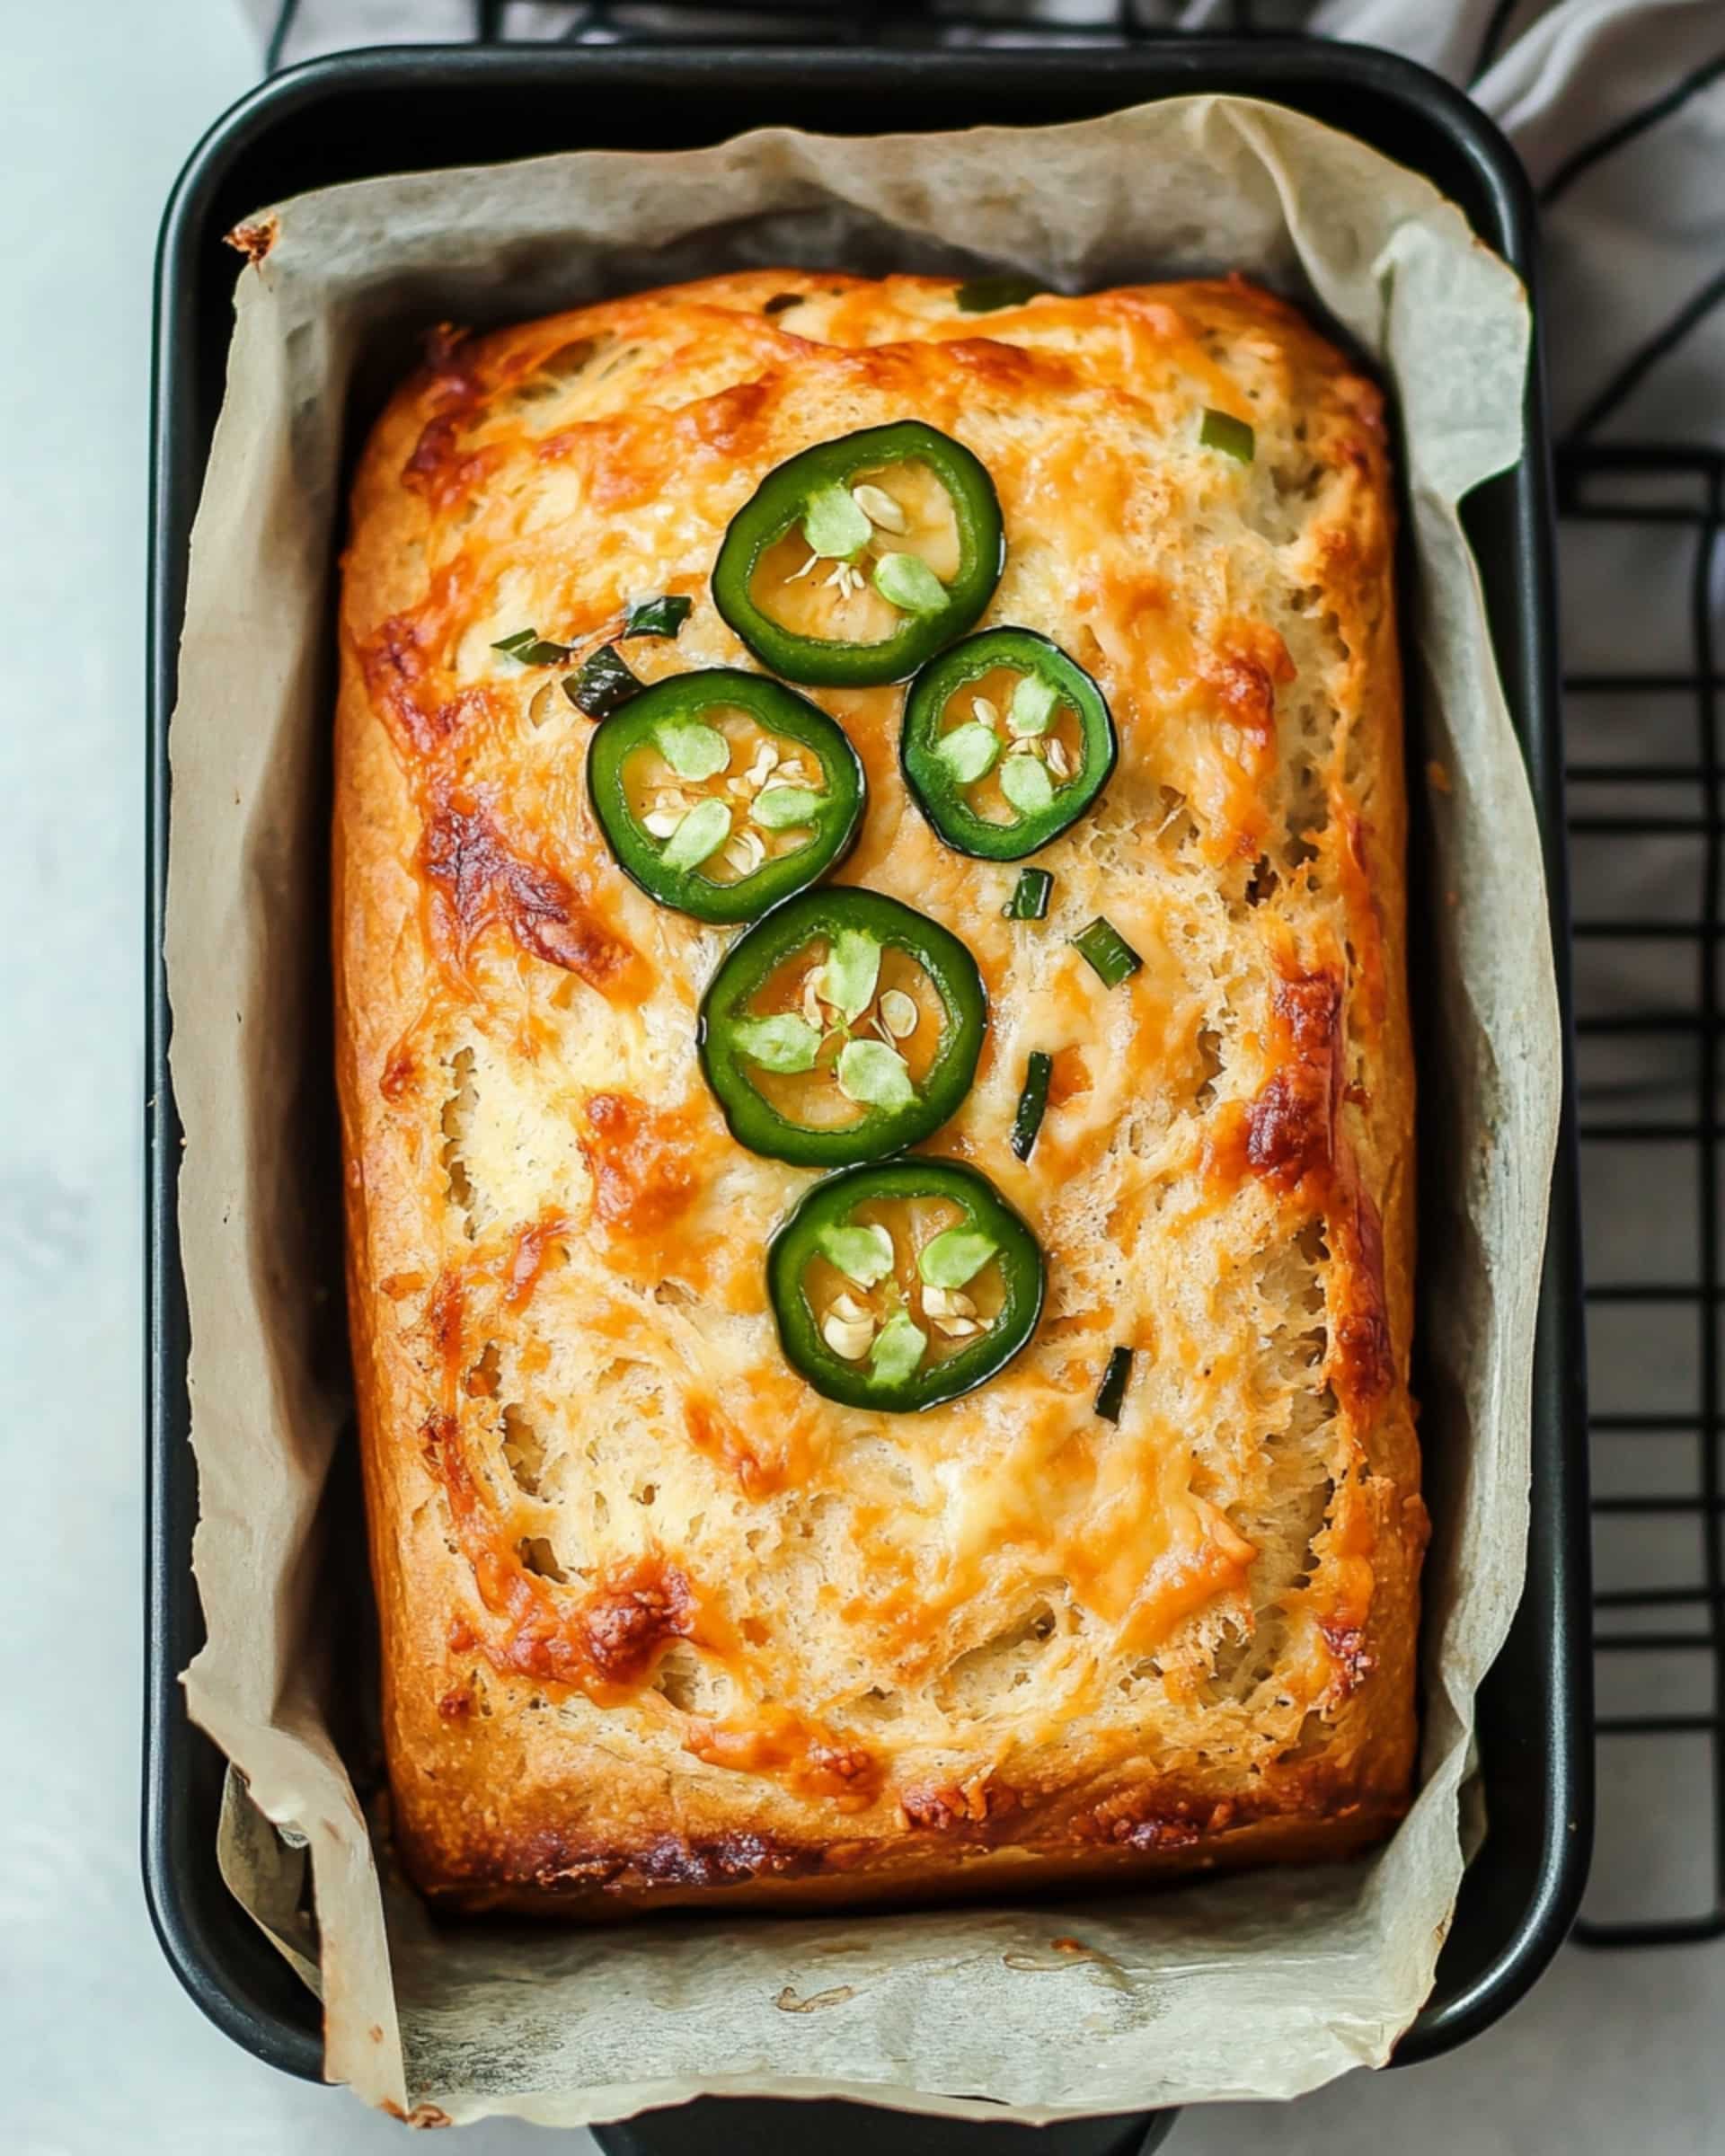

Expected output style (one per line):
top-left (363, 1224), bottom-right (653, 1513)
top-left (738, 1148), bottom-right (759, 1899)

top-left (145, 36), bottom-right (1591, 2152)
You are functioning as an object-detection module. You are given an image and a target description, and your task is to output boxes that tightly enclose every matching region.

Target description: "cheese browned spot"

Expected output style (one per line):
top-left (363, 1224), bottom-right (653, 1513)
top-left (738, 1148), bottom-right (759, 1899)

top-left (1246, 971), bottom-right (1342, 1188)
top-left (578, 1562), bottom-right (701, 1688)
top-left (504, 1215), bottom-right (571, 1311)
top-left (420, 800), bottom-right (641, 993)
top-left (899, 1777), bottom-right (1017, 1834)
top-left (427, 1406), bottom-right (703, 1700)
top-left (1046, 1047), bottom-right (1092, 1107)
top-left (335, 270), bottom-right (1420, 1917)
top-left (1331, 1186), bottom-right (1396, 1408)
top-left (579, 1092), bottom-right (699, 1238)
top-left (685, 1709), bottom-right (883, 1813)
top-left (1203, 622), bottom-right (1296, 756)
top-left (401, 325), bottom-right (493, 509)
top-left (684, 1394), bottom-right (806, 1501)
top-left (358, 609), bottom-right (453, 762)
top-left (403, 417), bottom-right (501, 511)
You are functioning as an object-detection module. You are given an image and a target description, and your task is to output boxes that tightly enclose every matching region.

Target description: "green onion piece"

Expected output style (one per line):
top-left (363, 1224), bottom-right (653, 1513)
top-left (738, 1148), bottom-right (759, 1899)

top-left (654, 717), bottom-right (729, 780)
top-left (869, 1309), bottom-right (927, 1386)
top-left (1199, 407), bottom-right (1255, 463)
top-left (918, 1226), bottom-right (998, 1290)
top-left (1007, 673), bottom-right (1058, 738)
top-left (954, 273), bottom-right (1045, 314)
top-left (492, 627), bottom-right (574, 665)
top-left (1001, 753), bottom-right (1056, 817)
top-left (872, 552), bottom-right (949, 616)
top-left (817, 1221), bottom-right (896, 1286)
top-left (752, 785), bottom-right (827, 830)
top-left (1071, 915), bottom-right (1143, 988)
top-left (836, 1038), bottom-right (916, 1111)
top-left (731, 1013), bottom-right (823, 1074)
top-left (803, 484), bottom-right (871, 560)
top-left (764, 292), bottom-right (804, 316)
top-left (1094, 1346), bottom-right (1134, 1424)
top-left (1004, 869), bottom-right (1053, 921)
top-left (818, 928), bottom-right (881, 1024)
top-left (935, 720), bottom-right (1002, 786)
top-left (659, 798), bottom-right (731, 872)
top-left (1011, 1051), bottom-right (1053, 1162)
top-left (623, 594), bottom-right (693, 639)
top-left (564, 645), bottom-right (641, 718)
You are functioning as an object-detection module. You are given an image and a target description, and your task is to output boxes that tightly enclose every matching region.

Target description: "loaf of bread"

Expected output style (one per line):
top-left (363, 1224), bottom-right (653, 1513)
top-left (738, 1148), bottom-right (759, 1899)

top-left (335, 270), bottom-right (1423, 1915)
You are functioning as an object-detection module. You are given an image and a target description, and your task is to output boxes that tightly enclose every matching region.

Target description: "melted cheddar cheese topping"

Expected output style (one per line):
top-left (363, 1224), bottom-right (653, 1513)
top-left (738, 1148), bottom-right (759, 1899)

top-left (336, 271), bottom-right (1424, 1903)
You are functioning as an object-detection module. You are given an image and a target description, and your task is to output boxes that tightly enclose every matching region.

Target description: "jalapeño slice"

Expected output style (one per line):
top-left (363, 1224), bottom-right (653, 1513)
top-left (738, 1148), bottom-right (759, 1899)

top-left (712, 421), bottom-right (1005, 687)
top-left (767, 1158), bottom-right (1044, 1411)
top-left (698, 888), bottom-right (986, 1167)
top-left (587, 669), bottom-right (864, 923)
top-left (901, 627), bottom-right (1117, 862)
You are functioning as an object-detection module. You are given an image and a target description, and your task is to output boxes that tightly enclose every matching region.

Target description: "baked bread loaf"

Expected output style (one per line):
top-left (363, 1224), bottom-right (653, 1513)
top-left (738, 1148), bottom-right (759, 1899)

top-left (335, 270), bottom-right (1423, 1915)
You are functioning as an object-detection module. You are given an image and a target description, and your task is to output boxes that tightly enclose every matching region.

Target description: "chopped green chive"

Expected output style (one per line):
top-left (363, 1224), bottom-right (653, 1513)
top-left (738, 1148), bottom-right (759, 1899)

top-left (1007, 673), bottom-right (1058, 738)
top-left (803, 484), bottom-right (871, 560)
top-left (955, 273), bottom-right (1045, 314)
top-left (1001, 753), bottom-right (1056, 817)
top-left (935, 720), bottom-right (1002, 786)
top-left (818, 928), bottom-right (881, 1025)
top-left (623, 594), bottom-right (693, 639)
top-left (872, 552), bottom-right (949, 616)
top-left (918, 1226), bottom-right (998, 1290)
top-left (492, 627), bottom-right (574, 665)
top-left (564, 644), bottom-right (641, 718)
top-left (1011, 1051), bottom-right (1053, 1162)
top-left (817, 1221), bottom-right (897, 1286)
top-left (836, 1038), bottom-right (916, 1111)
top-left (1094, 1347), bottom-right (1134, 1423)
top-left (732, 1013), bottom-right (823, 1074)
top-left (1004, 869), bottom-right (1053, 921)
top-left (1071, 915), bottom-right (1142, 988)
top-left (659, 797), bottom-right (731, 872)
top-left (869, 1308), bottom-right (927, 1386)
top-left (1199, 407), bottom-right (1255, 463)
top-left (653, 717), bottom-right (729, 781)
top-left (752, 785), bottom-right (827, 831)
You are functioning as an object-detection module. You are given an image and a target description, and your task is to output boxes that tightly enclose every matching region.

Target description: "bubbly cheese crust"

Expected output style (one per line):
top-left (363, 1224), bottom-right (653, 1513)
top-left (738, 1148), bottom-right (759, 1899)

top-left (335, 271), bottom-right (1424, 1914)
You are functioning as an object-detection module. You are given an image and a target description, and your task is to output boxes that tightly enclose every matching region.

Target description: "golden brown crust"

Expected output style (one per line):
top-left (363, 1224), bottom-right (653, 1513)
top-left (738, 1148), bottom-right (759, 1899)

top-left (334, 270), bottom-right (1421, 1916)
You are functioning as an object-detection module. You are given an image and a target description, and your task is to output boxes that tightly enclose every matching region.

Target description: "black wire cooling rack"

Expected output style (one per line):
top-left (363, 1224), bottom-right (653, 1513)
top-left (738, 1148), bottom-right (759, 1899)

top-left (266, 0), bottom-right (1725, 1948)
top-left (1559, 417), bottom-right (1724, 1941)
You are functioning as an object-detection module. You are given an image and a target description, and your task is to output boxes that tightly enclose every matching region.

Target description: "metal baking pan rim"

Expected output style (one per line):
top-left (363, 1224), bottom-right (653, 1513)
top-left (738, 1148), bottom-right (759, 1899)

top-left (145, 31), bottom-right (1590, 2104)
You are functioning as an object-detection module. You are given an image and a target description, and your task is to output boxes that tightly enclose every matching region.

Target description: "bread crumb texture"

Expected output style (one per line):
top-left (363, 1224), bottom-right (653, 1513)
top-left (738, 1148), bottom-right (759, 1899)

top-left (335, 272), bottom-right (1425, 1913)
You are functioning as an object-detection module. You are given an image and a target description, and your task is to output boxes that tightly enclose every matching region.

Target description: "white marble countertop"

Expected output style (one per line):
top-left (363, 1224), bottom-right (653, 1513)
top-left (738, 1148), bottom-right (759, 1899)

top-left (4, 4), bottom-right (1721, 2148)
